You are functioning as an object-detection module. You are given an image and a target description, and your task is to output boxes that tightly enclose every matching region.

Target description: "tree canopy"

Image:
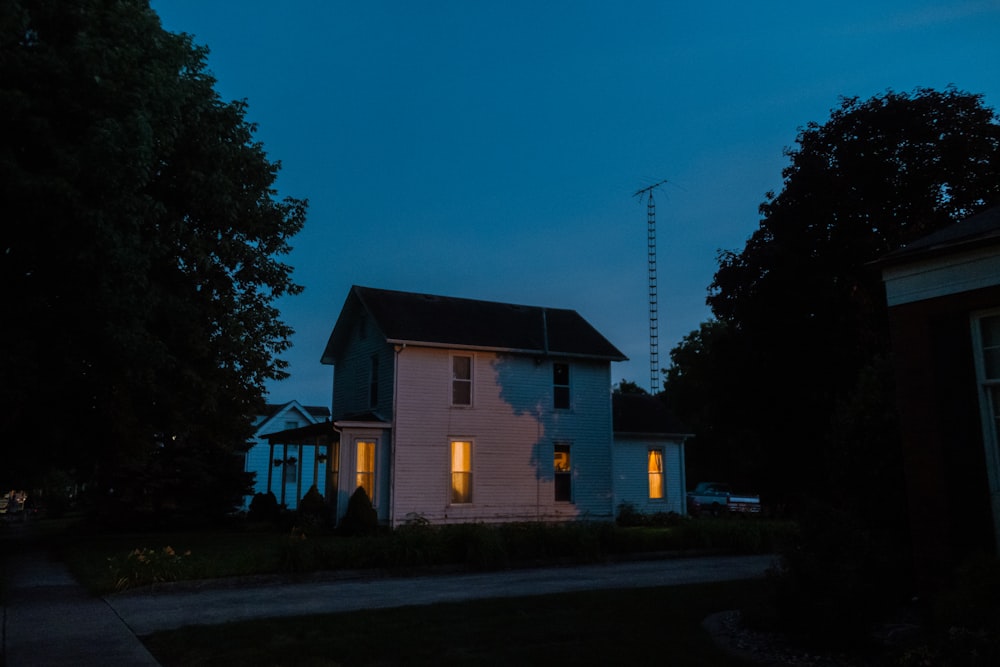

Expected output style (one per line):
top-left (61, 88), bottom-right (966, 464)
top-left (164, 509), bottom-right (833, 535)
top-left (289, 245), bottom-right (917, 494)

top-left (0, 0), bottom-right (307, 521)
top-left (665, 88), bottom-right (1000, 505)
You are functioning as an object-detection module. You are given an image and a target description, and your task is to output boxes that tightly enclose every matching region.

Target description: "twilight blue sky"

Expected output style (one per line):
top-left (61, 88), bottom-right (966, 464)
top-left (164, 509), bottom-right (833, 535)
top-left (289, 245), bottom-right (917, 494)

top-left (151, 1), bottom-right (1000, 409)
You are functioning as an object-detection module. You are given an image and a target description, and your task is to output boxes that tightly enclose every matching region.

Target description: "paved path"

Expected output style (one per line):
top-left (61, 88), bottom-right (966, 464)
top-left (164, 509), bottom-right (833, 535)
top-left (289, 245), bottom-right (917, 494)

top-left (108, 554), bottom-right (778, 635)
top-left (3, 548), bottom-right (160, 666)
top-left (3, 545), bottom-right (776, 666)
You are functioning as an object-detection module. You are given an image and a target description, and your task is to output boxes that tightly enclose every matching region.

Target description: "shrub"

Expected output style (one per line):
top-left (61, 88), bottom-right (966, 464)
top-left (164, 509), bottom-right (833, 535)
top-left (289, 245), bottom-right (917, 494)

top-left (768, 503), bottom-right (906, 648)
top-left (893, 554), bottom-right (1000, 667)
top-left (616, 502), bottom-right (645, 527)
top-left (247, 491), bottom-right (279, 523)
top-left (646, 511), bottom-right (686, 528)
top-left (463, 524), bottom-right (509, 570)
top-left (108, 546), bottom-right (192, 591)
top-left (388, 521), bottom-right (442, 568)
top-left (338, 487), bottom-right (378, 536)
top-left (297, 485), bottom-right (333, 534)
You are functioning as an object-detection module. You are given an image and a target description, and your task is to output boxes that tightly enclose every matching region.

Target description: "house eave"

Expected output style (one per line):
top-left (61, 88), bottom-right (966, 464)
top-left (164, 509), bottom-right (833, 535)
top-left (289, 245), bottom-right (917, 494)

top-left (334, 419), bottom-right (391, 429)
top-left (388, 338), bottom-right (628, 362)
top-left (614, 431), bottom-right (693, 440)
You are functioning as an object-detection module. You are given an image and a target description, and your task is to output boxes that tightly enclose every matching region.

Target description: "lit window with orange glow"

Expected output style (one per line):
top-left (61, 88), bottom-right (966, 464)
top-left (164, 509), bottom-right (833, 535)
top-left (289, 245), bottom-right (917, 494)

top-left (554, 443), bottom-right (571, 502)
top-left (648, 449), bottom-right (664, 499)
top-left (451, 440), bottom-right (472, 503)
top-left (356, 440), bottom-right (375, 501)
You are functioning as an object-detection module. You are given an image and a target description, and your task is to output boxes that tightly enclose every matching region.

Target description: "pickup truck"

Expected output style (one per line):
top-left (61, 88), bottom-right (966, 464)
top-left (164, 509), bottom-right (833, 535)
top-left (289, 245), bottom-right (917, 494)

top-left (686, 482), bottom-right (761, 516)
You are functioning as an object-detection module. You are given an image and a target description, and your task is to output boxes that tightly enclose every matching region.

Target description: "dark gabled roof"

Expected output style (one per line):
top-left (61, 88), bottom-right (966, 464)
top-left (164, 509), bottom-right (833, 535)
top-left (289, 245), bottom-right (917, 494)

top-left (879, 205), bottom-right (1000, 266)
top-left (322, 285), bottom-right (627, 364)
top-left (612, 393), bottom-right (692, 438)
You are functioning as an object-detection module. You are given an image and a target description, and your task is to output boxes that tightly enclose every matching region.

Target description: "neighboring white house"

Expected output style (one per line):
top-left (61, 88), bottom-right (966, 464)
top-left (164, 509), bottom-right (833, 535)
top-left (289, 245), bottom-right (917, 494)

top-left (612, 392), bottom-right (691, 516)
top-left (247, 401), bottom-right (331, 510)
top-left (286, 285), bottom-right (686, 527)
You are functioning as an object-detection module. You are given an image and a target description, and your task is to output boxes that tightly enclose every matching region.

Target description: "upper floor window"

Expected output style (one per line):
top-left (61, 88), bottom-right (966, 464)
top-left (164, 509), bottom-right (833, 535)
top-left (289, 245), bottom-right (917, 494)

top-left (554, 443), bottom-right (572, 502)
top-left (553, 362), bottom-right (570, 409)
top-left (648, 449), bottom-right (664, 499)
top-left (452, 355), bottom-right (472, 406)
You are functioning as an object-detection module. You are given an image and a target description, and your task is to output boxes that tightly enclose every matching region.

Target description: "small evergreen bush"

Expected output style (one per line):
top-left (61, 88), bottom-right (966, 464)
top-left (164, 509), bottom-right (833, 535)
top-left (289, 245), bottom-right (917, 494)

top-left (247, 491), bottom-right (279, 523)
top-left (338, 487), bottom-right (378, 536)
top-left (297, 485), bottom-right (333, 533)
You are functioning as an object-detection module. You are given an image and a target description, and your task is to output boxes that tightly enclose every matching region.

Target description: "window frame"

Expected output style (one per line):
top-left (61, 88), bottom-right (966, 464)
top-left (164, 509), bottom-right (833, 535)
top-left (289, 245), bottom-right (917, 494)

top-left (355, 439), bottom-right (377, 504)
top-left (283, 445), bottom-right (299, 485)
top-left (554, 442), bottom-right (572, 502)
top-left (553, 362), bottom-right (570, 410)
top-left (450, 439), bottom-right (474, 504)
top-left (648, 448), bottom-right (665, 500)
top-left (451, 354), bottom-right (473, 407)
top-left (972, 308), bottom-right (1000, 551)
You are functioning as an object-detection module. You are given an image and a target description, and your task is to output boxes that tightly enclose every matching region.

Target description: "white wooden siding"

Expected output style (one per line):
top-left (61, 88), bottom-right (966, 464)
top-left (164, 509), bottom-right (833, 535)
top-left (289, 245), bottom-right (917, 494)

top-left (612, 436), bottom-right (686, 515)
top-left (331, 328), bottom-right (394, 419)
top-left (390, 347), bottom-right (615, 525)
top-left (246, 403), bottom-right (327, 510)
top-left (330, 427), bottom-right (392, 524)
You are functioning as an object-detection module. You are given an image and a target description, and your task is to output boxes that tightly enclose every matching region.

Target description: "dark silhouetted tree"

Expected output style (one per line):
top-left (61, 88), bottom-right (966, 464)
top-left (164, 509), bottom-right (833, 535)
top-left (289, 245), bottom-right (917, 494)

top-left (0, 0), bottom-right (307, 522)
top-left (667, 88), bottom-right (1000, 509)
top-left (612, 379), bottom-right (648, 395)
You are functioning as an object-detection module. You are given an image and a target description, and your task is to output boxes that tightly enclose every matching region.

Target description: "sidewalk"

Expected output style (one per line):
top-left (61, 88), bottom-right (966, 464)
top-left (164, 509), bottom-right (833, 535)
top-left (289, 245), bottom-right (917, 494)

top-left (3, 545), bottom-right (776, 666)
top-left (3, 548), bottom-right (160, 666)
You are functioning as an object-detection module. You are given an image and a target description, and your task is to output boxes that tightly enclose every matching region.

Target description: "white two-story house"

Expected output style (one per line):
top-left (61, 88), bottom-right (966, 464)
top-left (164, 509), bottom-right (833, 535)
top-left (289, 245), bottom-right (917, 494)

top-left (319, 285), bottom-right (629, 526)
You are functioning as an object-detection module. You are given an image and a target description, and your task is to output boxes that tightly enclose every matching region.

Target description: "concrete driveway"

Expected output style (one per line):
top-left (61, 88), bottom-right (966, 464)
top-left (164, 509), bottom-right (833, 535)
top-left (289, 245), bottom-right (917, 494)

top-left (107, 554), bottom-right (778, 635)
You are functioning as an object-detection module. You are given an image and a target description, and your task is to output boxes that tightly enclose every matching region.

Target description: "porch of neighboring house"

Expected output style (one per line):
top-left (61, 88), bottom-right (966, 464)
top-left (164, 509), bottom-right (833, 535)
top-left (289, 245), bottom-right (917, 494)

top-left (262, 422), bottom-right (337, 510)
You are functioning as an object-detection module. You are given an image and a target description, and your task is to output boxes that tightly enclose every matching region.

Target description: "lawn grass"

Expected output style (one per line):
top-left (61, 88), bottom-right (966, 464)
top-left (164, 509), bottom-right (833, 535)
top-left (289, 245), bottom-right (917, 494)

top-left (54, 517), bottom-right (797, 594)
top-left (143, 578), bottom-right (768, 667)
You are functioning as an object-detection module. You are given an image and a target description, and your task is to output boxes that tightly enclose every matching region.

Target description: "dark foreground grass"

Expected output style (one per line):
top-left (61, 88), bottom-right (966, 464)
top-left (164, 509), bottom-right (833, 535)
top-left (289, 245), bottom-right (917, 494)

top-left (57, 518), bottom-right (797, 594)
top-left (143, 579), bottom-right (767, 667)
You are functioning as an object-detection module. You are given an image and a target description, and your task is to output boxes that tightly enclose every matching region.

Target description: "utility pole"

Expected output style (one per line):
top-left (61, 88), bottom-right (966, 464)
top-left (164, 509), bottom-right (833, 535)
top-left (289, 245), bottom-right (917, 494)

top-left (633, 179), bottom-right (669, 394)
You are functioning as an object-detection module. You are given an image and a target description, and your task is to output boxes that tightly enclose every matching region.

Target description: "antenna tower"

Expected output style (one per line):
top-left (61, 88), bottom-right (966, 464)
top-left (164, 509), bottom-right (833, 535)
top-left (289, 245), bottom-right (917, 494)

top-left (633, 179), bottom-right (668, 394)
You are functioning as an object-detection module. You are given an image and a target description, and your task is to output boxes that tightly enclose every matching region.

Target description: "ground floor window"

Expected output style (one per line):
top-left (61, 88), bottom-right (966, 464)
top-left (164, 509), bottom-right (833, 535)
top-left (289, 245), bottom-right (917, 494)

top-left (282, 445), bottom-right (299, 485)
top-left (356, 440), bottom-right (376, 501)
top-left (451, 440), bottom-right (473, 503)
top-left (554, 443), bottom-right (572, 502)
top-left (648, 449), bottom-right (664, 499)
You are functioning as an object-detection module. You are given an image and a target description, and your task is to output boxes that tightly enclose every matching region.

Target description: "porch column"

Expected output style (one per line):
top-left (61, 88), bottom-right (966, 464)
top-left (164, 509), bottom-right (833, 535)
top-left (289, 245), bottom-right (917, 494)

top-left (266, 442), bottom-right (274, 497)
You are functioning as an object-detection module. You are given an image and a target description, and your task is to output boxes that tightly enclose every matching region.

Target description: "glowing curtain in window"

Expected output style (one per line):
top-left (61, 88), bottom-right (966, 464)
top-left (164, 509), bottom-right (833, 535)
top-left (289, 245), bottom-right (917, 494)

top-left (356, 441), bottom-right (375, 501)
top-left (648, 449), bottom-right (664, 499)
top-left (554, 444), bottom-right (572, 501)
top-left (451, 440), bottom-right (472, 503)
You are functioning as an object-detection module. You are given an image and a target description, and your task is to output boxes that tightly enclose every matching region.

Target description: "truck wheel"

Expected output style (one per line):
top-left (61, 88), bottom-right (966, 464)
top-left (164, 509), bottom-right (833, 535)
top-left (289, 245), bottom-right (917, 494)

top-left (710, 502), bottom-right (722, 517)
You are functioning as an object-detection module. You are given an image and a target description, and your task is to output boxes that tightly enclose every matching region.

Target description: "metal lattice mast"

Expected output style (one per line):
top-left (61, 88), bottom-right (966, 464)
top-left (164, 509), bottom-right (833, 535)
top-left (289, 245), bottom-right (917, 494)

top-left (633, 179), bottom-right (668, 394)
